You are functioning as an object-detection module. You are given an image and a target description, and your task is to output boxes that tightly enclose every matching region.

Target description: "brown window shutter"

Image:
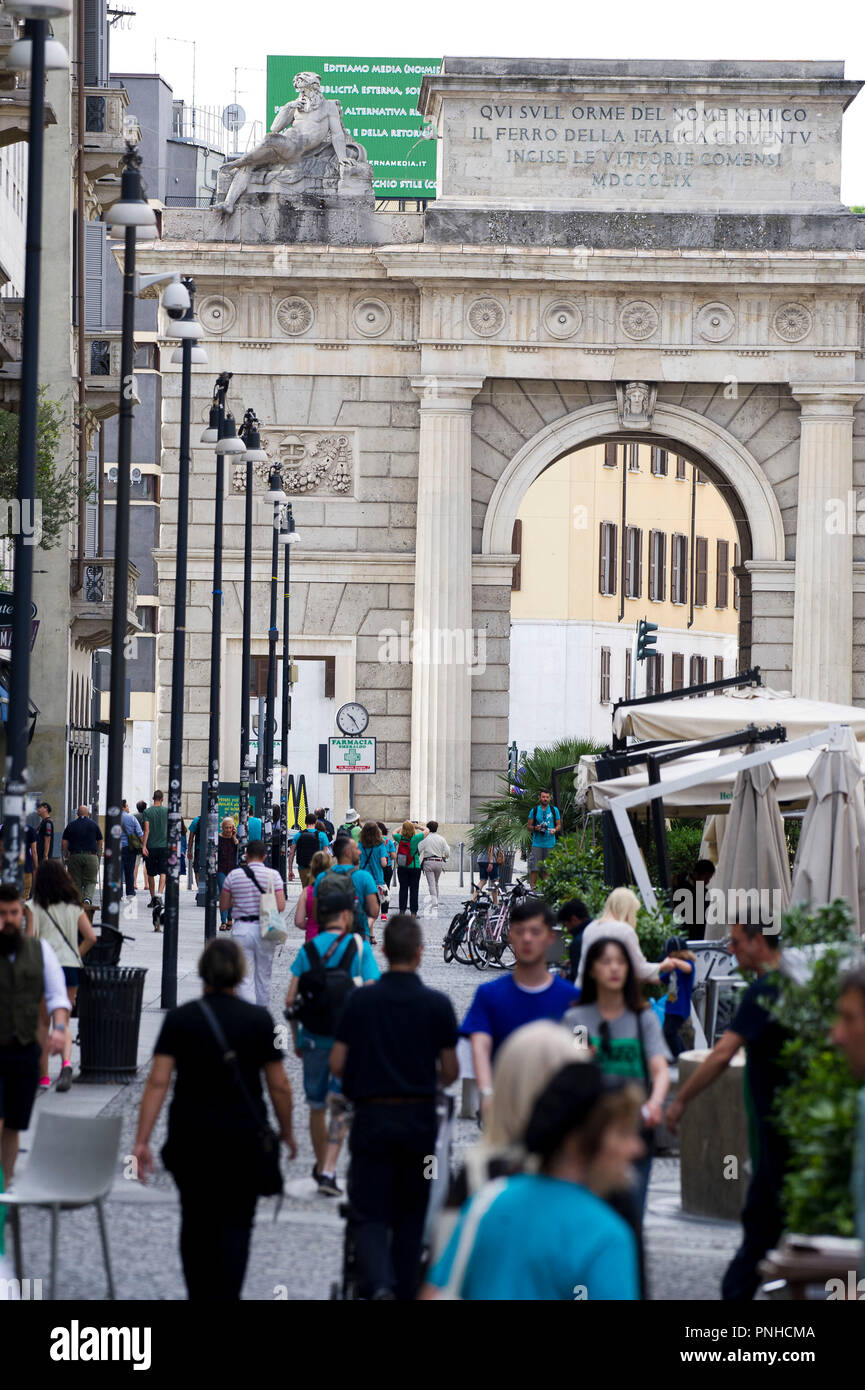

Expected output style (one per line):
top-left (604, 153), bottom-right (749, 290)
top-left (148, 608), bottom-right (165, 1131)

top-left (624, 527), bottom-right (632, 597)
top-left (672, 652), bottom-right (684, 690)
top-left (716, 539), bottom-right (729, 607)
top-left (648, 530), bottom-right (657, 599)
top-left (733, 542), bottom-right (740, 611)
top-left (659, 532), bottom-right (666, 599)
top-left (604, 441), bottom-right (617, 468)
top-left (511, 519), bottom-right (522, 592)
top-left (598, 522), bottom-right (605, 593)
top-left (714, 655), bottom-right (724, 684)
top-left (635, 528), bottom-right (642, 598)
top-left (676, 455), bottom-right (686, 480)
top-left (324, 657), bottom-right (336, 699)
top-left (695, 536), bottom-right (708, 607)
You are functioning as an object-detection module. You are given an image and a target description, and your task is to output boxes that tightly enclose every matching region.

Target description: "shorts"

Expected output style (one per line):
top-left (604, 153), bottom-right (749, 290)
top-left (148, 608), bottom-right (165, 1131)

top-left (63, 966), bottom-right (81, 988)
top-left (0, 1041), bottom-right (41, 1131)
top-left (146, 845), bottom-right (168, 876)
top-left (298, 866), bottom-right (313, 888)
top-left (478, 861), bottom-right (499, 882)
top-left (301, 1041), bottom-right (342, 1110)
top-left (528, 844), bottom-right (554, 871)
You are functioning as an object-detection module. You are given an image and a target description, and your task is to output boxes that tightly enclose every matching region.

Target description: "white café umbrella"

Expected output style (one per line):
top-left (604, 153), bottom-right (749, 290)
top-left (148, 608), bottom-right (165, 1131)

top-left (705, 761), bottom-right (792, 941)
top-left (790, 727), bottom-right (865, 935)
top-left (612, 687), bottom-right (865, 746)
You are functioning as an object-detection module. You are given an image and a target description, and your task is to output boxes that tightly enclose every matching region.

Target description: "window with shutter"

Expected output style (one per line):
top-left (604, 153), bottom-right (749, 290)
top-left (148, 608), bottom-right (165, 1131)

top-left (646, 653), bottom-right (664, 695)
top-left (628, 443), bottom-right (640, 471)
top-left (648, 530), bottom-right (666, 601)
top-left (625, 526), bottom-right (642, 599)
top-left (671, 534), bottom-right (688, 604)
top-left (714, 656), bottom-right (724, 685)
top-left (84, 451), bottom-right (98, 557)
top-left (603, 442), bottom-right (618, 468)
top-left (650, 446), bottom-right (668, 476)
top-left (84, 220), bottom-right (105, 330)
top-left (600, 647), bottom-right (611, 704)
top-left (624, 648), bottom-right (632, 700)
top-left (599, 522), bottom-right (617, 596)
top-left (733, 542), bottom-right (740, 611)
top-left (672, 652), bottom-right (684, 690)
top-left (689, 654), bottom-right (707, 686)
top-left (695, 536), bottom-right (708, 607)
top-left (83, 0), bottom-right (108, 86)
top-left (676, 455), bottom-right (687, 480)
top-left (716, 539), bottom-right (729, 607)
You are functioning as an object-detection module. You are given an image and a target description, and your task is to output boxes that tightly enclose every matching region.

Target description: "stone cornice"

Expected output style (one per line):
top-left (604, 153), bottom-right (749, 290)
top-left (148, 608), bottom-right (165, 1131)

top-left (153, 549), bottom-right (516, 586)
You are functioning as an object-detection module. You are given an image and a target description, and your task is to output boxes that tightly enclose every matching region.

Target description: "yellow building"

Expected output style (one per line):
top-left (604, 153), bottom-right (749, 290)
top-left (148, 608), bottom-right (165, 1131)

top-left (510, 441), bottom-right (740, 748)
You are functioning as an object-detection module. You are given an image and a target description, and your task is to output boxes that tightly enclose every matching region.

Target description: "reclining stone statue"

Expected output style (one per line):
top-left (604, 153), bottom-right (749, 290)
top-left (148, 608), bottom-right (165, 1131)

top-left (215, 70), bottom-right (372, 214)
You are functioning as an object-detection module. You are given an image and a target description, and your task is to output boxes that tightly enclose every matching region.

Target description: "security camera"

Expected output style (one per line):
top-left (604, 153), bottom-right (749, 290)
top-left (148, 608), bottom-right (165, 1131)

top-left (162, 279), bottom-right (191, 320)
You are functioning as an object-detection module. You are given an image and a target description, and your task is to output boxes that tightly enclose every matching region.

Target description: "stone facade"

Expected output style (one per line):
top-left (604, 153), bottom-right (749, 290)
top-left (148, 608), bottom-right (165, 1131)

top-left (139, 59), bottom-right (865, 836)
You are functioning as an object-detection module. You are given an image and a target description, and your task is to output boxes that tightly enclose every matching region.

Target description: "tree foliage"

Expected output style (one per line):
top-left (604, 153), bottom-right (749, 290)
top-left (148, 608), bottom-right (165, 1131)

top-left (469, 736), bottom-right (604, 854)
top-left (0, 393), bottom-right (83, 551)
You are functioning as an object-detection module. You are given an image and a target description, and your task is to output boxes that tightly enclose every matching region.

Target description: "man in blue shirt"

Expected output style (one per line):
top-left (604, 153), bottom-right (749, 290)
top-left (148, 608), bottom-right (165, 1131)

top-left (285, 892), bottom-right (380, 1196)
top-left (831, 965), bottom-right (865, 1286)
top-left (462, 898), bottom-right (578, 1119)
top-left (312, 836), bottom-right (380, 943)
top-left (527, 789), bottom-right (561, 888)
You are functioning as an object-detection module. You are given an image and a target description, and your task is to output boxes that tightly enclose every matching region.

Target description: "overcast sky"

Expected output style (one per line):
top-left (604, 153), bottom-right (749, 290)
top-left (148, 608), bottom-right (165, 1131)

top-left (109, 0), bottom-right (865, 204)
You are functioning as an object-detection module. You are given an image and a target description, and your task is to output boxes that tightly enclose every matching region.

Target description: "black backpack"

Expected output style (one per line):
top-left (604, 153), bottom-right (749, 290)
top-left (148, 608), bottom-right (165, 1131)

top-left (295, 934), bottom-right (363, 1036)
top-left (294, 829), bottom-right (320, 869)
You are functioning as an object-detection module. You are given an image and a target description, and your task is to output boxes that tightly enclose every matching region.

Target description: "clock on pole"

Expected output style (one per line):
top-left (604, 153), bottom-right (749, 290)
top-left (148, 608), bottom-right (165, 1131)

top-left (335, 701), bottom-right (369, 735)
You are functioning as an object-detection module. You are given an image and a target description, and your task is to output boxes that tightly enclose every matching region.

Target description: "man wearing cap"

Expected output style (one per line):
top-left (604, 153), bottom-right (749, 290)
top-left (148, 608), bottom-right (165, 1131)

top-left (338, 809), bottom-right (362, 844)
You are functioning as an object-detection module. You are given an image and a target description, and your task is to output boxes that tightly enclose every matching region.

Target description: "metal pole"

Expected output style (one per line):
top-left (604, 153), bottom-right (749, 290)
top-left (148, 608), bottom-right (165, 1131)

top-left (162, 286), bottom-right (195, 1006)
top-left (262, 479), bottom-right (280, 865)
top-left (2, 20), bottom-right (46, 888)
top-left (237, 436), bottom-right (253, 862)
top-left (204, 374), bottom-right (230, 941)
top-left (279, 505), bottom-right (292, 865)
top-left (99, 208), bottom-right (138, 933)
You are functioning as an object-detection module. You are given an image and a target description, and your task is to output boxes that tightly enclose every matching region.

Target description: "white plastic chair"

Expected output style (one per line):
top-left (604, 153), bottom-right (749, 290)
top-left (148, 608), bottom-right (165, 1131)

top-left (1, 1113), bottom-right (122, 1300)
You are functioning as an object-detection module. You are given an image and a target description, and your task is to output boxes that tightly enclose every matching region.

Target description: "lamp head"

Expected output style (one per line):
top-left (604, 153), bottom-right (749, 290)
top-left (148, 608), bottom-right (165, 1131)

top-left (105, 145), bottom-right (157, 229)
top-left (200, 403), bottom-right (220, 443)
top-left (215, 413), bottom-right (246, 455)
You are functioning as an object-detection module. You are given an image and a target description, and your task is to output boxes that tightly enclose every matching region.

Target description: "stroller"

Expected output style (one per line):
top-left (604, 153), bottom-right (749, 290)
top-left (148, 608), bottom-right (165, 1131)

top-left (330, 1091), bottom-right (455, 1300)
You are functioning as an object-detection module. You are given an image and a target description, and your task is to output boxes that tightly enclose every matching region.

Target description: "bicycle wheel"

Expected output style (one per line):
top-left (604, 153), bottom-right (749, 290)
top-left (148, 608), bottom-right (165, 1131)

top-left (468, 917), bottom-right (489, 969)
top-left (442, 916), bottom-right (458, 963)
top-left (454, 913), bottom-right (475, 965)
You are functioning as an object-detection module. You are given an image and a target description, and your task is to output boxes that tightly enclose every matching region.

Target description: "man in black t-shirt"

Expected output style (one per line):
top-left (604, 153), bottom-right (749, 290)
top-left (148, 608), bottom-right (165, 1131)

top-left (667, 913), bottom-right (787, 1301)
top-left (331, 913), bottom-right (458, 1301)
top-left (36, 802), bottom-right (55, 863)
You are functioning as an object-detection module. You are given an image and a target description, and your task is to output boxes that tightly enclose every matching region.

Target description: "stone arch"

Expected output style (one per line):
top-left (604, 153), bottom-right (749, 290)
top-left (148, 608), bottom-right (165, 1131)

top-left (481, 398), bottom-right (786, 564)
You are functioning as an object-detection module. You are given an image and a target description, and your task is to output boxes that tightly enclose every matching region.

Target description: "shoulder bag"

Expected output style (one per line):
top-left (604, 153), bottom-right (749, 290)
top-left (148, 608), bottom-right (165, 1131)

top-left (241, 863), bottom-right (287, 945)
top-left (438, 1178), bottom-right (508, 1300)
top-left (43, 904), bottom-right (84, 967)
top-left (196, 999), bottom-right (283, 1197)
top-left (635, 1007), bottom-right (657, 1157)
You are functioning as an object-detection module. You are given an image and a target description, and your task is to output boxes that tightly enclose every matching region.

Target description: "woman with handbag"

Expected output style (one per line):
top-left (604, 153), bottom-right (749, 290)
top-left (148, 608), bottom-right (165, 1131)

top-left (25, 860), bottom-right (97, 1091)
top-left (132, 937), bottom-right (297, 1301)
top-left (418, 820), bottom-right (450, 913)
top-left (563, 936), bottom-right (669, 1220)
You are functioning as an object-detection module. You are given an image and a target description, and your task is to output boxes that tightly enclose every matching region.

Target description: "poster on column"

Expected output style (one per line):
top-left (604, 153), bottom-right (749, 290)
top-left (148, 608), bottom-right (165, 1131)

top-left (328, 737), bottom-right (376, 775)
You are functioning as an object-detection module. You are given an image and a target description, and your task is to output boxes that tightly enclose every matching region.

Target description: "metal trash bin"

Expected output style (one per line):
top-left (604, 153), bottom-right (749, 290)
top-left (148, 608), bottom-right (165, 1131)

top-left (77, 965), bottom-right (147, 1085)
top-left (499, 850), bottom-right (516, 888)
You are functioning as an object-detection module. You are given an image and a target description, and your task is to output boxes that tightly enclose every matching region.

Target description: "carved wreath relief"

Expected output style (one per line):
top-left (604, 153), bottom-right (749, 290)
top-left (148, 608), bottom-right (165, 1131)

top-left (232, 432), bottom-right (353, 495)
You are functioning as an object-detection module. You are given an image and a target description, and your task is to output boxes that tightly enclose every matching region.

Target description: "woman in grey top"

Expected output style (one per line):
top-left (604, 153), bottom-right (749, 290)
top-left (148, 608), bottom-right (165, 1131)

top-left (563, 935), bottom-right (669, 1220)
top-left (418, 820), bottom-right (450, 912)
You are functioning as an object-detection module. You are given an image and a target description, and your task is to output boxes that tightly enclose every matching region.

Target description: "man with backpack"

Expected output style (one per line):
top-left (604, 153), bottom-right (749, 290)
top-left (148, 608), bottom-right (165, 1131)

top-left (337, 808), bottom-right (362, 842)
top-left (220, 839), bottom-right (286, 1009)
top-left (527, 789), bottom-right (562, 888)
top-left (285, 892), bottom-right (379, 1195)
top-left (313, 836), bottom-right (381, 945)
top-left (330, 914), bottom-right (459, 1300)
top-left (288, 813), bottom-right (329, 885)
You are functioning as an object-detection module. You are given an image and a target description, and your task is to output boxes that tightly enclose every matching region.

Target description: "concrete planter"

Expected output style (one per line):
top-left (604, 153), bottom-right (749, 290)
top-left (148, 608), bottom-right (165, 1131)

top-left (678, 1048), bottom-right (750, 1221)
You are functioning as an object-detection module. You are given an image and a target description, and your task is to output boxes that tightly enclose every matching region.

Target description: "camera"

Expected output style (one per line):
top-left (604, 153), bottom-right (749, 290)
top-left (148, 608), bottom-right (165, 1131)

top-left (162, 278), bottom-right (191, 320)
top-left (283, 1002), bottom-right (300, 1022)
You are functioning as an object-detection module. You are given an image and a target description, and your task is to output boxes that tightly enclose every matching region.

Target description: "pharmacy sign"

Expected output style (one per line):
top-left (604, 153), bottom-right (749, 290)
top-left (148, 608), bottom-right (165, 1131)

top-left (329, 736), bottom-right (377, 775)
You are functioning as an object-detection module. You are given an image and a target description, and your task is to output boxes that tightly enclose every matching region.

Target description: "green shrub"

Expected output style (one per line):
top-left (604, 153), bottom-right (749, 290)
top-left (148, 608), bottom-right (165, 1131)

top-left (469, 737), bottom-right (604, 855)
top-left (771, 899), bottom-right (861, 1235)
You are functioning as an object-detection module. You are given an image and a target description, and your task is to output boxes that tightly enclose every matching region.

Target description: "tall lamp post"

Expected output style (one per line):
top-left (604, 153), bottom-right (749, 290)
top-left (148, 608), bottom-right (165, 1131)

top-left (203, 377), bottom-right (245, 939)
top-left (236, 409), bottom-right (268, 862)
top-left (261, 464), bottom-right (287, 864)
top-left (279, 505), bottom-right (300, 869)
top-left (162, 281), bottom-right (206, 1007)
top-left (1, 2), bottom-right (71, 886)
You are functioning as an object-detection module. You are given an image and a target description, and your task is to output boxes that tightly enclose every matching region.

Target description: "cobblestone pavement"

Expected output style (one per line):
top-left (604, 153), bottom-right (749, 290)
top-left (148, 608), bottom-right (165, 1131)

top-left (8, 876), bottom-right (741, 1300)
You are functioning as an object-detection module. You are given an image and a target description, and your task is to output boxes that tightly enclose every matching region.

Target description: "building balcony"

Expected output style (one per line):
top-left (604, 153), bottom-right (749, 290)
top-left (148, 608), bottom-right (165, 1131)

top-left (0, 86), bottom-right (57, 148)
top-left (74, 85), bottom-right (140, 181)
top-left (70, 556), bottom-right (141, 651)
top-left (83, 334), bottom-right (138, 421)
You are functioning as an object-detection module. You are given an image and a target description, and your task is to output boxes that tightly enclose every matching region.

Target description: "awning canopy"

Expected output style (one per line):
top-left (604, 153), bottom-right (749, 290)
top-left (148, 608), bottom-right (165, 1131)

top-left (586, 740), bottom-right (865, 817)
top-left (612, 687), bottom-right (865, 745)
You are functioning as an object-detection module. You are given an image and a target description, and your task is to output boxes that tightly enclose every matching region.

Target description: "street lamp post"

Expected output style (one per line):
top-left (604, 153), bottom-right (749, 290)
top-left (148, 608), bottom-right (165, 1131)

top-left (98, 146), bottom-right (157, 937)
top-left (261, 465), bottom-right (286, 865)
top-left (279, 505), bottom-right (299, 873)
top-left (236, 410), bottom-right (268, 863)
top-left (1, 3), bottom-right (71, 886)
top-left (162, 280), bottom-right (205, 1007)
top-left (203, 378), bottom-right (245, 939)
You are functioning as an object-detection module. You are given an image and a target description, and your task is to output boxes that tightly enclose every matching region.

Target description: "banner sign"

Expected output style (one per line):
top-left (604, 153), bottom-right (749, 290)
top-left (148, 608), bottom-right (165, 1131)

top-left (0, 591), bottom-right (39, 650)
top-left (328, 736), bottom-right (376, 775)
top-left (266, 54), bottom-right (440, 198)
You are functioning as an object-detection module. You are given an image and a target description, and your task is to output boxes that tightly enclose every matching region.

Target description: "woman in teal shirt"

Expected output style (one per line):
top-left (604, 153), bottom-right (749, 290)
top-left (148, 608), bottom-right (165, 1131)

top-left (423, 1062), bottom-right (642, 1301)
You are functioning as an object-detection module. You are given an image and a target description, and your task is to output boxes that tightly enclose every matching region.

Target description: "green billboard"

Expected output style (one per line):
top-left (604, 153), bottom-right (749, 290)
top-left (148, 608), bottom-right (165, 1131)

top-left (266, 55), bottom-right (441, 198)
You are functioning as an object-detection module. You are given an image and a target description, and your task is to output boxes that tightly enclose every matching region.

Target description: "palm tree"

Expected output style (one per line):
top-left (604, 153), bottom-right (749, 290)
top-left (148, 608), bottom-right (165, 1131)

top-left (469, 736), bottom-right (605, 854)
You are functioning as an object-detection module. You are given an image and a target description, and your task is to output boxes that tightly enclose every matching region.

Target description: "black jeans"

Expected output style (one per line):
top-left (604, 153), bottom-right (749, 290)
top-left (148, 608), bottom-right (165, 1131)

top-left (721, 1136), bottom-right (786, 1301)
top-left (663, 1011), bottom-right (689, 1058)
top-left (397, 866), bottom-right (422, 914)
top-left (177, 1187), bottom-right (258, 1301)
top-left (121, 846), bottom-right (137, 896)
top-left (348, 1103), bottom-right (437, 1300)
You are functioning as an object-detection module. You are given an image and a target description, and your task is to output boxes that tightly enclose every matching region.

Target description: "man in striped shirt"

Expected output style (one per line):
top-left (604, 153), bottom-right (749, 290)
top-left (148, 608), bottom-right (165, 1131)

top-left (219, 840), bottom-right (286, 1011)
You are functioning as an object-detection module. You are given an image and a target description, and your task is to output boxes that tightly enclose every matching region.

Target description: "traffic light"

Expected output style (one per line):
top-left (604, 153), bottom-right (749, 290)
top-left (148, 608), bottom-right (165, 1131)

top-left (636, 618), bottom-right (658, 661)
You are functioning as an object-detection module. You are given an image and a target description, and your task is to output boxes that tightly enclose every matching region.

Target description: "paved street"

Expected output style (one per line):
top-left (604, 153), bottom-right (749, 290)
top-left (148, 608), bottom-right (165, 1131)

top-left (8, 870), bottom-right (744, 1301)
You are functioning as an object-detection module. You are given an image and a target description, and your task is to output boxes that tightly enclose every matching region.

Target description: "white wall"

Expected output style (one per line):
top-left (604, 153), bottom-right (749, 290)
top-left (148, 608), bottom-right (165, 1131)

top-left (509, 619), bottom-right (739, 751)
top-left (0, 141), bottom-right (26, 296)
